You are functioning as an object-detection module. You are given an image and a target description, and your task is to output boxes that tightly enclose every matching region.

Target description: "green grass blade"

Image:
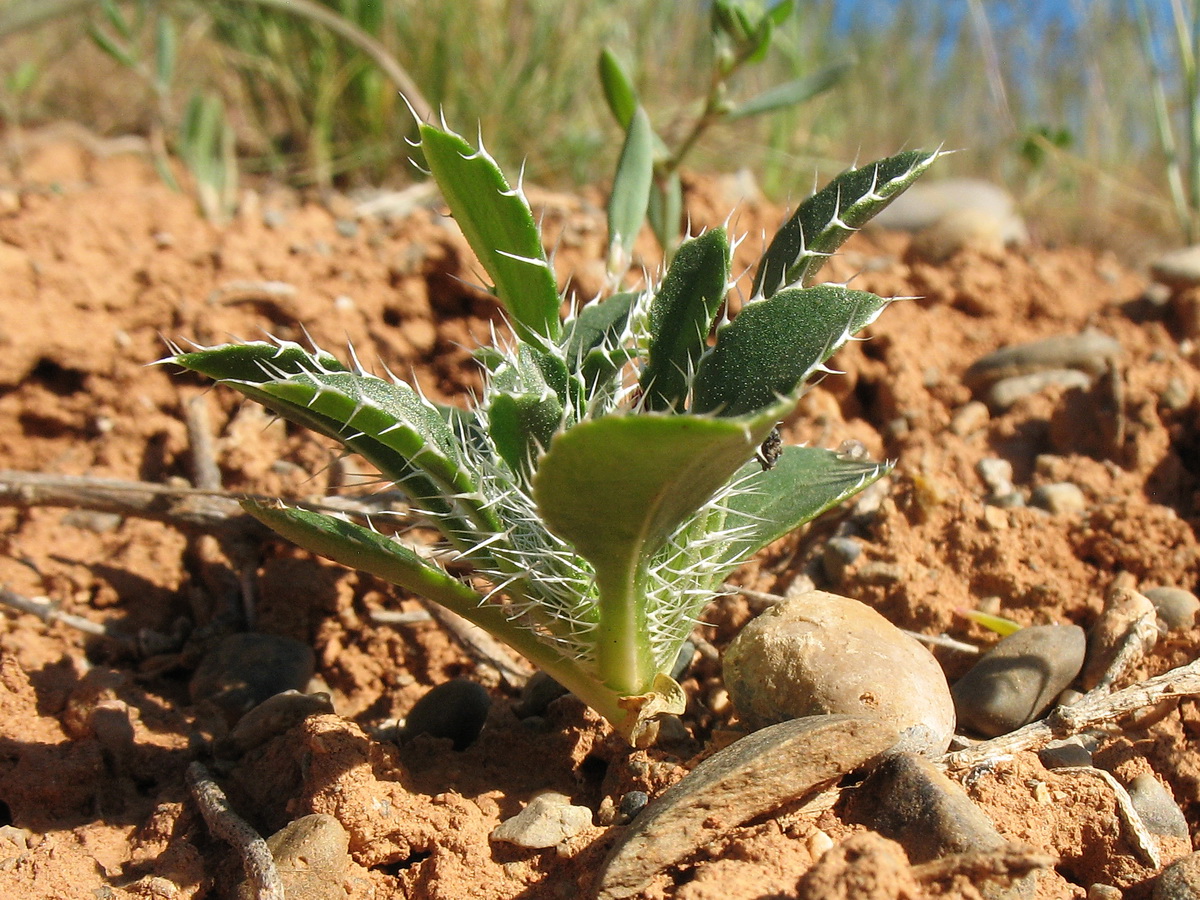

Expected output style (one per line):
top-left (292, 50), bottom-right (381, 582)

top-left (752, 149), bottom-right (939, 297)
top-left (691, 285), bottom-right (888, 417)
top-left (419, 122), bottom-right (561, 343)
top-left (639, 228), bottom-right (730, 411)
top-left (727, 62), bottom-right (849, 120)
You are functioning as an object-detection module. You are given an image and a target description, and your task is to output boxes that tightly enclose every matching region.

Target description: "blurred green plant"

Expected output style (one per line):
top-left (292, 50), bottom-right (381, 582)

top-left (599, 0), bottom-right (848, 266)
top-left (1136, 0), bottom-right (1200, 243)
top-left (168, 111), bottom-right (937, 745)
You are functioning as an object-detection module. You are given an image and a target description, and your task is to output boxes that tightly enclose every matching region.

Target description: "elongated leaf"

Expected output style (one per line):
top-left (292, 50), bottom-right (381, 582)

top-left (533, 414), bottom-right (769, 692)
top-left (691, 285), bottom-right (888, 417)
top-left (647, 170), bottom-right (684, 255)
top-left (599, 48), bottom-right (638, 129)
top-left (753, 149), bottom-right (939, 297)
top-left (607, 106), bottom-right (654, 274)
top-left (639, 228), bottom-right (730, 411)
top-left (155, 14), bottom-right (176, 90)
top-left (728, 63), bottom-right (849, 120)
top-left (171, 342), bottom-right (491, 547)
top-left (716, 447), bottom-right (889, 566)
top-left (562, 291), bottom-right (636, 366)
top-left (419, 123), bottom-right (560, 343)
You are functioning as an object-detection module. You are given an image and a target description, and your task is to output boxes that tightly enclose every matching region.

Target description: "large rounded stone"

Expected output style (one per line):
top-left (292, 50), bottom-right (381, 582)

top-left (189, 633), bottom-right (316, 723)
top-left (722, 590), bottom-right (955, 756)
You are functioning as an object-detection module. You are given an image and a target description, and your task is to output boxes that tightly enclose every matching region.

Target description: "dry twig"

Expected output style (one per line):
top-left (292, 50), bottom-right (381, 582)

top-left (186, 761), bottom-right (283, 900)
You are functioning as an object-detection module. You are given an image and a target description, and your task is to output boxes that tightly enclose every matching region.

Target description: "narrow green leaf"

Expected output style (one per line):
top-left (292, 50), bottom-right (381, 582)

top-left (767, 0), bottom-right (795, 26)
top-left (753, 149), bottom-right (939, 297)
top-left (87, 24), bottom-right (136, 69)
top-left (639, 228), bottom-right (730, 412)
top-left (744, 17), bottom-right (774, 64)
top-left (598, 48), bottom-right (638, 129)
top-left (728, 62), bottom-right (849, 120)
top-left (691, 284), bottom-right (888, 417)
top-left (607, 105), bottom-right (654, 275)
top-left (717, 447), bottom-right (890, 566)
top-left (647, 171), bottom-right (684, 256)
top-left (534, 415), bottom-right (768, 693)
top-left (154, 14), bottom-right (176, 90)
top-left (100, 0), bottom-right (135, 40)
top-left (419, 123), bottom-right (561, 343)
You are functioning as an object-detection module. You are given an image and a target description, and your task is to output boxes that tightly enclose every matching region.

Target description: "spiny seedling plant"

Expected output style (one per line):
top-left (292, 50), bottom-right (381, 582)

top-left (168, 114), bottom-right (938, 746)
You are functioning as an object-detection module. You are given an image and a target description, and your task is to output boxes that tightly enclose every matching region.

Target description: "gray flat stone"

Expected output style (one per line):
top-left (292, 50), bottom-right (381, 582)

top-left (872, 178), bottom-right (1022, 235)
top-left (594, 715), bottom-right (898, 900)
top-left (846, 752), bottom-right (1006, 863)
top-left (986, 369), bottom-right (1093, 411)
top-left (1150, 244), bottom-right (1200, 289)
top-left (964, 332), bottom-right (1121, 391)
top-left (1144, 586), bottom-right (1200, 631)
top-left (490, 791), bottom-right (592, 849)
top-left (952, 624), bottom-right (1086, 738)
top-left (1128, 774), bottom-right (1190, 841)
top-left (219, 690), bottom-right (334, 758)
top-left (724, 590), bottom-right (955, 755)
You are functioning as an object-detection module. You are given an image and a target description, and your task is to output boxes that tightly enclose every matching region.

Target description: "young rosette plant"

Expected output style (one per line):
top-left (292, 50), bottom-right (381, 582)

top-left (168, 118), bottom-right (938, 746)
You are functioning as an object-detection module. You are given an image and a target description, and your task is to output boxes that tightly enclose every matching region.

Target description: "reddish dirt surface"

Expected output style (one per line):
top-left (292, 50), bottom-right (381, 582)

top-left (0, 125), bottom-right (1198, 899)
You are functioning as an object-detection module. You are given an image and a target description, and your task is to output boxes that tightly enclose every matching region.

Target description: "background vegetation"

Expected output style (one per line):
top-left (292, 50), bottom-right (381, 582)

top-left (0, 0), bottom-right (1193, 252)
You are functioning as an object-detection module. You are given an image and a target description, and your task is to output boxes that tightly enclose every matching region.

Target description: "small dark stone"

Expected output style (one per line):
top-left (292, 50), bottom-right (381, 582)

top-left (514, 671), bottom-right (569, 719)
top-left (951, 624), bottom-right (1086, 738)
top-left (821, 537), bottom-right (862, 583)
top-left (670, 641), bottom-right (697, 682)
top-left (1037, 738), bottom-right (1093, 770)
top-left (403, 678), bottom-right (491, 750)
top-left (616, 791), bottom-right (649, 824)
top-left (189, 633), bottom-right (316, 724)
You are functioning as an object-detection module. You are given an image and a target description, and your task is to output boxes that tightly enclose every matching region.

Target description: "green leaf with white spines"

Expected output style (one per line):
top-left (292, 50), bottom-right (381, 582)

top-left (419, 122), bottom-right (561, 344)
top-left (691, 284), bottom-right (888, 417)
top-left (753, 148), bottom-right (941, 297)
top-left (639, 227), bottom-right (730, 412)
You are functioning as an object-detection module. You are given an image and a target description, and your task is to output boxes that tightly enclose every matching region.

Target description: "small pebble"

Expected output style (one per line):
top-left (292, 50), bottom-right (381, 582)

top-left (670, 640), bottom-right (697, 681)
top-left (402, 678), bottom-right (491, 750)
top-left (595, 715), bottom-right (898, 900)
top-left (334, 219), bottom-right (358, 238)
top-left (855, 561), bottom-right (904, 585)
top-left (976, 457), bottom-right (1015, 497)
top-left (1143, 586), bottom-right (1200, 631)
top-left (236, 814), bottom-right (352, 900)
top-left (723, 590), bottom-right (955, 756)
top-left (1128, 774), bottom-right (1190, 841)
top-left (1030, 482), bottom-right (1087, 515)
top-left (1038, 738), bottom-right (1094, 769)
top-left (987, 369), bottom-right (1093, 410)
top-left (821, 536), bottom-right (862, 584)
top-left (490, 792), bottom-right (592, 849)
top-left (616, 791), bottom-right (649, 825)
top-left (514, 671), bottom-right (569, 719)
top-left (1153, 850), bottom-right (1200, 899)
top-left (1159, 377), bottom-right (1193, 412)
top-left (189, 633), bottom-right (316, 723)
top-left (1088, 885), bottom-right (1123, 900)
top-left (950, 400), bottom-right (990, 436)
top-left (951, 624), bottom-right (1086, 738)
top-left (1150, 244), bottom-right (1200, 289)
top-left (845, 752), bottom-right (1007, 863)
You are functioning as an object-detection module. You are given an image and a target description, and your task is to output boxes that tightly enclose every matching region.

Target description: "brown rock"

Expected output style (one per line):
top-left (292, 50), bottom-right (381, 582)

top-left (594, 715), bottom-right (898, 900)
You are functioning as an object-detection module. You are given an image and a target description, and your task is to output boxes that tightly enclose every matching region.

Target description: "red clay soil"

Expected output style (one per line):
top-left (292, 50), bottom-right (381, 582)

top-left (0, 125), bottom-right (1197, 899)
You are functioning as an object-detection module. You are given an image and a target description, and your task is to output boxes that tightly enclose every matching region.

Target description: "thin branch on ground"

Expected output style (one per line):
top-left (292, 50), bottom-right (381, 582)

top-left (939, 656), bottom-right (1200, 771)
top-left (185, 394), bottom-right (223, 492)
top-left (186, 761), bottom-right (283, 900)
top-left (421, 602), bottom-right (532, 689)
